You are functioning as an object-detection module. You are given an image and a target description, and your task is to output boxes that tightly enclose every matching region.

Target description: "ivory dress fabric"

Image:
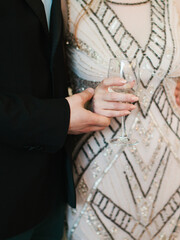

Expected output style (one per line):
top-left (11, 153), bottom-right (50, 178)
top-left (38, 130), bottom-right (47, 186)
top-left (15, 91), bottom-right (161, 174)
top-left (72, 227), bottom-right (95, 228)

top-left (65, 0), bottom-right (180, 239)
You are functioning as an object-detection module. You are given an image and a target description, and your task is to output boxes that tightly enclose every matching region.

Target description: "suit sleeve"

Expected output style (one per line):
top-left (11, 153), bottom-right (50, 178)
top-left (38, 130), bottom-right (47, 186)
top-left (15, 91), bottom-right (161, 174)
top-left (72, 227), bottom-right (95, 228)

top-left (0, 92), bottom-right (70, 153)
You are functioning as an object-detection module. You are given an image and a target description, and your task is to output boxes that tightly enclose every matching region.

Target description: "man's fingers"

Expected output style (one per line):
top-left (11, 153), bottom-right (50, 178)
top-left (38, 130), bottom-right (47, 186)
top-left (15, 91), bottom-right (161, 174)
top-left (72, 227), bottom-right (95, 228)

top-left (82, 126), bottom-right (110, 133)
top-left (88, 112), bottom-right (111, 127)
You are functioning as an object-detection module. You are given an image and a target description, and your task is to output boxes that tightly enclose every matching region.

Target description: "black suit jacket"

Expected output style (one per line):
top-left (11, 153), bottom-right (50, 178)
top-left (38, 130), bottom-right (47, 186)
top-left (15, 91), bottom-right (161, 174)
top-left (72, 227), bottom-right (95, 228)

top-left (0, 0), bottom-right (75, 238)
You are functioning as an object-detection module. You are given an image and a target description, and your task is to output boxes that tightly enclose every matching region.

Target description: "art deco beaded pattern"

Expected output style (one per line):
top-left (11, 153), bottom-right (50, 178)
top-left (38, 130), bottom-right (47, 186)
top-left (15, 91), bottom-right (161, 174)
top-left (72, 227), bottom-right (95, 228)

top-left (65, 0), bottom-right (180, 239)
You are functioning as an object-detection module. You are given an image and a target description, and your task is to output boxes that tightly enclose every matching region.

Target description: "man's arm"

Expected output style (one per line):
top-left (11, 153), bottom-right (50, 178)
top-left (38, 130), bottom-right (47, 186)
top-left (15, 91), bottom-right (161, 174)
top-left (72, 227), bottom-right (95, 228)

top-left (0, 92), bottom-right (70, 153)
top-left (0, 89), bottom-right (110, 153)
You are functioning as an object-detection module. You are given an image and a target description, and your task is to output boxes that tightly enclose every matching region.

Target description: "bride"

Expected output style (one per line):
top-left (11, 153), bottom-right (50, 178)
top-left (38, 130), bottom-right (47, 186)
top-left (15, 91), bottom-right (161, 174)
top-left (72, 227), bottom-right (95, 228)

top-left (62, 0), bottom-right (180, 239)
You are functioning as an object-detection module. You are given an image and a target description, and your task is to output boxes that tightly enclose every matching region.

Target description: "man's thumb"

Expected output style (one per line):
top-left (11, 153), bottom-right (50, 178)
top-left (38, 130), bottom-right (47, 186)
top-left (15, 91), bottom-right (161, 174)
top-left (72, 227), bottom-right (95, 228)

top-left (79, 88), bottom-right (94, 103)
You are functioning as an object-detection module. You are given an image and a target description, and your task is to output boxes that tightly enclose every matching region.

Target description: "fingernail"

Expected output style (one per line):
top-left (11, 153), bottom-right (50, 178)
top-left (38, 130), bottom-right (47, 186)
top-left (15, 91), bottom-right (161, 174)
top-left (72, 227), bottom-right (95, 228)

top-left (132, 96), bottom-right (138, 101)
top-left (130, 105), bottom-right (136, 110)
top-left (87, 88), bottom-right (94, 94)
top-left (124, 111), bottom-right (130, 115)
top-left (121, 79), bottom-right (127, 83)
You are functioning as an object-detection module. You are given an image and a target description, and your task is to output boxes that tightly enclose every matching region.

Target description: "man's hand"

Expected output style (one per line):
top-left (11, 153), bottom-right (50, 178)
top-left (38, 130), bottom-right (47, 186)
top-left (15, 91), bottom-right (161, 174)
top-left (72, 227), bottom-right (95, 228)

top-left (175, 81), bottom-right (180, 106)
top-left (66, 88), bottom-right (111, 134)
top-left (93, 77), bottom-right (139, 117)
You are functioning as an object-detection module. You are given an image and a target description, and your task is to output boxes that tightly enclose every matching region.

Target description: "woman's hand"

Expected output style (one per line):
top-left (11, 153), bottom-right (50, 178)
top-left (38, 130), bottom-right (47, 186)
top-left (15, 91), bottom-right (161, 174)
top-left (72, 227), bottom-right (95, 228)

top-left (92, 77), bottom-right (138, 117)
top-left (174, 81), bottom-right (180, 106)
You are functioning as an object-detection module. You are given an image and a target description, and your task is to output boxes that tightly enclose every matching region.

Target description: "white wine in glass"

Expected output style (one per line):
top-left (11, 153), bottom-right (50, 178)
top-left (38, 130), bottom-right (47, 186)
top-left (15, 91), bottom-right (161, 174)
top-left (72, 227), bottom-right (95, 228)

top-left (108, 58), bottom-right (139, 146)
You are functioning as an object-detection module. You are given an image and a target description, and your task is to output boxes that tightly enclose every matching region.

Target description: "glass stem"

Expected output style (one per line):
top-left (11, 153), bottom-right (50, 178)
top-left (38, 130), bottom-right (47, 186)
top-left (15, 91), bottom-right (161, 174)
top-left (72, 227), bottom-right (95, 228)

top-left (121, 116), bottom-right (127, 138)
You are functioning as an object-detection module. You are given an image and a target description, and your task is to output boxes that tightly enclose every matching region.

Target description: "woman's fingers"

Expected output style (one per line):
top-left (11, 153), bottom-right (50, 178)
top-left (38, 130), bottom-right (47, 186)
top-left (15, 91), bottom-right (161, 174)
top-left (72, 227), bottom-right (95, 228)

top-left (93, 100), bottom-right (136, 117)
top-left (94, 109), bottom-right (131, 118)
top-left (96, 77), bottom-right (127, 92)
top-left (95, 101), bottom-right (136, 111)
top-left (100, 77), bottom-right (127, 88)
top-left (103, 92), bottom-right (138, 102)
top-left (93, 77), bottom-right (139, 117)
top-left (99, 78), bottom-right (135, 90)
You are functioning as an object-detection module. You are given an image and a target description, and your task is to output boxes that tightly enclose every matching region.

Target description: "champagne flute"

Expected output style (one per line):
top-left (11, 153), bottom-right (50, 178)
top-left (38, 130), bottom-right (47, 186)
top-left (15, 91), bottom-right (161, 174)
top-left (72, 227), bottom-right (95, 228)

top-left (108, 58), bottom-right (139, 145)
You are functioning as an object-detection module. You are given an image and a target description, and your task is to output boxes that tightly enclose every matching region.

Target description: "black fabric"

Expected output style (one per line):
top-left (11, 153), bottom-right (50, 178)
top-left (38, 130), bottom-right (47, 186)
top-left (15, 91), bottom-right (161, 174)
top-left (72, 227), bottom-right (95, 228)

top-left (0, 0), bottom-right (75, 238)
top-left (50, 0), bottom-right (62, 64)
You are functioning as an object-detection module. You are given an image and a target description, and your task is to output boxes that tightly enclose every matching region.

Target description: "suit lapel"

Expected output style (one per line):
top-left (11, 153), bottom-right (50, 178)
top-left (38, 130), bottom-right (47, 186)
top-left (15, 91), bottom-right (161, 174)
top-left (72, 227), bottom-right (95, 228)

top-left (25, 0), bottom-right (49, 35)
top-left (25, 0), bottom-right (62, 62)
top-left (50, 0), bottom-right (62, 64)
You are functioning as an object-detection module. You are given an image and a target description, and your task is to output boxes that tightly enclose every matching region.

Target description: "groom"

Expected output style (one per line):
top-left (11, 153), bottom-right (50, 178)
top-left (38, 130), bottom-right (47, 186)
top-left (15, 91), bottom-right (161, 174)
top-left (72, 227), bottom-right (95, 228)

top-left (0, 0), bottom-right (110, 239)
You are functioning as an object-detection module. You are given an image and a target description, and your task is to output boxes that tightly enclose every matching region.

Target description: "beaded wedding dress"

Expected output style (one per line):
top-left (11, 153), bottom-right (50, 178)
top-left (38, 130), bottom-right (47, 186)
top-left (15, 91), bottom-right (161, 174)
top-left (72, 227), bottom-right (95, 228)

top-left (65, 0), bottom-right (180, 239)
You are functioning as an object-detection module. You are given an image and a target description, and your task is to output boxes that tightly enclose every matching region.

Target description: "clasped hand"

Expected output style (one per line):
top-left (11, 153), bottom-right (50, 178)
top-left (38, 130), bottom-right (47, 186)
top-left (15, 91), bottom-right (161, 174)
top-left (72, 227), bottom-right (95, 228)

top-left (66, 77), bottom-right (138, 135)
top-left (66, 88), bottom-right (110, 134)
